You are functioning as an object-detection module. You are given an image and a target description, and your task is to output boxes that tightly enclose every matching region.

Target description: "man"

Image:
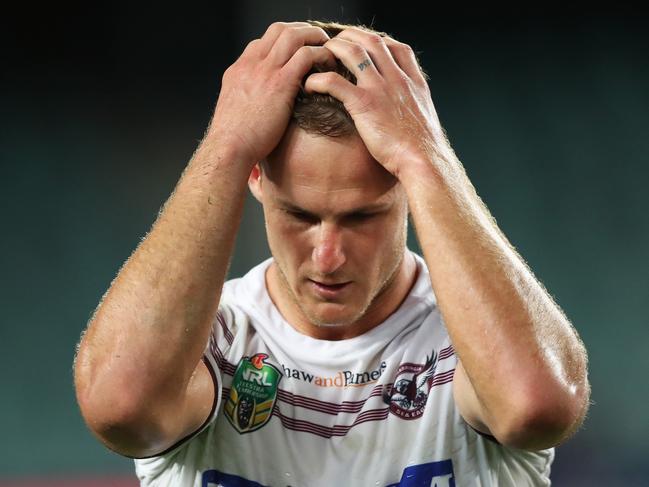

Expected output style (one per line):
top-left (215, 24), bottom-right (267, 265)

top-left (74, 20), bottom-right (590, 486)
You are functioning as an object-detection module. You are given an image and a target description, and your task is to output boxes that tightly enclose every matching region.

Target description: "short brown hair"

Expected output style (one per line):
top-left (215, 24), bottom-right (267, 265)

top-left (292, 21), bottom-right (388, 138)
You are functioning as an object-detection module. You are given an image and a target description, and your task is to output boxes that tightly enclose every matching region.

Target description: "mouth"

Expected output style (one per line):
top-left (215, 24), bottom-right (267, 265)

top-left (308, 279), bottom-right (352, 298)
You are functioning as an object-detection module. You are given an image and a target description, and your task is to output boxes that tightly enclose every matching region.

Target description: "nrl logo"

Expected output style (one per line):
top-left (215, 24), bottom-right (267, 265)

top-left (224, 353), bottom-right (282, 434)
top-left (383, 350), bottom-right (438, 420)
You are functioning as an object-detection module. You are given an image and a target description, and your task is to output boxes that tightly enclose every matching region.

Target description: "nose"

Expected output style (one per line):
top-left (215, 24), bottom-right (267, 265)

top-left (312, 223), bottom-right (346, 276)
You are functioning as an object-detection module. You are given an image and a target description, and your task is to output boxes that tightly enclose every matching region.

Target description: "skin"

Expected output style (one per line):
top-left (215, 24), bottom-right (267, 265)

top-left (248, 124), bottom-right (416, 340)
top-left (74, 22), bottom-right (590, 459)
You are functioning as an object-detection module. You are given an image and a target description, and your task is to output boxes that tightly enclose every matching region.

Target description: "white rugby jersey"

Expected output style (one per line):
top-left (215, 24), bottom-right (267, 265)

top-left (135, 252), bottom-right (554, 486)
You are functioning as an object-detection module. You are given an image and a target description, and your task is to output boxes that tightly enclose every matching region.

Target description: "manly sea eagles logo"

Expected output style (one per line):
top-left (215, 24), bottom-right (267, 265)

top-left (383, 350), bottom-right (438, 419)
top-left (224, 353), bottom-right (282, 434)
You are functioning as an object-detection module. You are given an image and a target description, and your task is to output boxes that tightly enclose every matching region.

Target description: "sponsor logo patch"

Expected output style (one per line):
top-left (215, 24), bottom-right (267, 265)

top-left (387, 459), bottom-right (455, 487)
top-left (201, 460), bottom-right (455, 486)
top-left (383, 350), bottom-right (438, 419)
top-left (280, 361), bottom-right (387, 388)
top-left (202, 469), bottom-right (267, 486)
top-left (224, 353), bottom-right (282, 434)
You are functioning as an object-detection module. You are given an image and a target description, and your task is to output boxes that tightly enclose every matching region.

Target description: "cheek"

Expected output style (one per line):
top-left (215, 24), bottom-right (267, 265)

top-left (372, 217), bottom-right (408, 267)
top-left (266, 217), bottom-right (311, 264)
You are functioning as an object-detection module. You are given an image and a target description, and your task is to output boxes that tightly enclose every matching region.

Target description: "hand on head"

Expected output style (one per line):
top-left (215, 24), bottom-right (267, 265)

top-left (208, 22), bottom-right (336, 165)
top-left (304, 25), bottom-right (448, 178)
top-left (209, 21), bottom-right (449, 180)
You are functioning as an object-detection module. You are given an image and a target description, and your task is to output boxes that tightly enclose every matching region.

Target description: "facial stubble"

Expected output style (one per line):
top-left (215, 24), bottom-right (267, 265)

top-left (274, 224), bottom-right (408, 330)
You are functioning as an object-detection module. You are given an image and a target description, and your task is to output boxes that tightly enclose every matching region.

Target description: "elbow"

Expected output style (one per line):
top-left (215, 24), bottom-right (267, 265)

top-left (493, 379), bottom-right (591, 451)
top-left (75, 371), bottom-right (170, 458)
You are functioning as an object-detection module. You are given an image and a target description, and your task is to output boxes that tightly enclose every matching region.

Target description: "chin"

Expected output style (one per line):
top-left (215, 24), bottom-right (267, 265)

top-left (312, 320), bottom-right (349, 329)
top-left (306, 305), bottom-right (363, 329)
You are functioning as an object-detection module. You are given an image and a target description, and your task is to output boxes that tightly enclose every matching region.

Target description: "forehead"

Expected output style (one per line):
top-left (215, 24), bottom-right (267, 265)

top-left (264, 126), bottom-right (399, 209)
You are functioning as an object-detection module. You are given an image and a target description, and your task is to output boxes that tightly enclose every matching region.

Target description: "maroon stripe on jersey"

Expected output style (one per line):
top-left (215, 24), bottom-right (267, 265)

top-left (439, 345), bottom-right (455, 360)
top-left (208, 340), bottom-right (237, 376)
top-left (431, 369), bottom-right (455, 386)
top-left (216, 311), bottom-right (234, 345)
top-left (208, 338), bottom-right (227, 371)
top-left (272, 406), bottom-right (390, 439)
top-left (222, 361), bottom-right (237, 376)
top-left (208, 339), bottom-right (223, 362)
top-left (276, 386), bottom-right (384, 415)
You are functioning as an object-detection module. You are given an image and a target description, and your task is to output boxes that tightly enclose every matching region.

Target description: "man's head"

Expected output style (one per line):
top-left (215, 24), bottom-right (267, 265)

top-left (248, 21), bottom-right (417, 339)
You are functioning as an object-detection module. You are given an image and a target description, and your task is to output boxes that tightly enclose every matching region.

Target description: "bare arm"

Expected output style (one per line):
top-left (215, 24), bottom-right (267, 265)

top-left (401, 156), bottom-right (590, 450)
top-left (306, 27), bottom-right (590, 450)
top-left (73, 22), bottom-right (335, 458)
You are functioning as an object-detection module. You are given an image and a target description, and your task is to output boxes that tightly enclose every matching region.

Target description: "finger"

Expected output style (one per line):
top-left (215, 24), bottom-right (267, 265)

top-left (334, 28), bottom-right (399, 78)
top-left (304, 71), bottom-right (364, 112)
top-left (323, 37), bottom-right (381, 82)
top-left (268, 26), bottom-right (330, 66)
top-left (256, 22), bottom-right (314, 58)
top-left (281, 46), bottom-right (338, 82)
top-left (383, 37), bottom-right (428, 84)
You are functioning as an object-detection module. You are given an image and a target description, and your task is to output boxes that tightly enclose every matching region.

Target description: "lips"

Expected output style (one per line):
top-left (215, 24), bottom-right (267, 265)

top-left (309, 279), bottom-right (351, 297)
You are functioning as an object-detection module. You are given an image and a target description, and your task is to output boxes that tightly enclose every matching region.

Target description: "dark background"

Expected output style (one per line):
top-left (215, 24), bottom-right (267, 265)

top-left (2, 2), bottom-right (647, 485)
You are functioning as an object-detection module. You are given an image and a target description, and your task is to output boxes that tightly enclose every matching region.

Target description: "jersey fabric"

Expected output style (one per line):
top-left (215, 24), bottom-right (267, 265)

top-left (134, 252), bottom-right (554, 486)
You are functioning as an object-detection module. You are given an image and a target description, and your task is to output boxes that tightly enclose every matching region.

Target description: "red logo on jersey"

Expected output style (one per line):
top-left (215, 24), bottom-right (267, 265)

top-left (250, 353), bottom-right (268, 370)
top-left (383, 350), bottom-right (438, 419)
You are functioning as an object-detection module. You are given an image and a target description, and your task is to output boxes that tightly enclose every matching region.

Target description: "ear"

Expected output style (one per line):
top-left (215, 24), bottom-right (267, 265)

top-left (248, 163), bottom-right (263, 203)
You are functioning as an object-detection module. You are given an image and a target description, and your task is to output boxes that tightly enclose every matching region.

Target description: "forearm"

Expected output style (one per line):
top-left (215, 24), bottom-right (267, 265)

top-left (401, 154), bottom-right (589, 444)
top-left (75, 137), bottom-right (251, 416)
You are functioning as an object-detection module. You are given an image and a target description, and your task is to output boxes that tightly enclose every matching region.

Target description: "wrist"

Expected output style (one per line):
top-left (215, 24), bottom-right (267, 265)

top-left (398, 150), bottom-right (473, 203)
top-left (189, 135), bottom-right (257, 180)
top-left (396, 153), bottom-right (448, 188)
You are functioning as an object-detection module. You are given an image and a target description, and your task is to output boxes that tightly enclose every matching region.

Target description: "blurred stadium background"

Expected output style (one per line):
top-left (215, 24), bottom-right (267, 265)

top-left (2, 2), bottom-right (647, 486)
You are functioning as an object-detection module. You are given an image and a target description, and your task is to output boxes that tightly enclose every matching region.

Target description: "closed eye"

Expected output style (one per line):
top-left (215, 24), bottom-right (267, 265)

top-left (344, 212), bottom-right (378, 224)
top-left (285, 210), bottom-right (320, 225)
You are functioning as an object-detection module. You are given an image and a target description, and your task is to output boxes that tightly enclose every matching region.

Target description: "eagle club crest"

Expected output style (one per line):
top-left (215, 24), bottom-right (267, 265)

top-left (225, 353), bottom-right (282, 434)
top-left (383, 350), bottom-right (438, 419)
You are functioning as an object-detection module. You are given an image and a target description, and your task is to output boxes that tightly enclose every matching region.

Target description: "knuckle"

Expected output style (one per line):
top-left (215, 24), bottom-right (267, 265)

top-left (367, 34), bottom-right (385, 47)
top-left (288, 46), bottom-right (310, 66)
top-left (222, 64), bottom-right (237, 80)
top-left (350, 44), bottom-right (366, 57)
top-left (322, 72), bottom-right (339, 83)
top-left (244, 39), bottom-right (261, 52)
top-left (266, 22), bottom-right (287, 36)
top-left (295, 45), bottom-right (313, 57)
top-left (395, 42), bottom-right (414, 54)
top-left (275, 26), bottom-right (301, 46)
top-left (314, 27), bottom-right (329, 39)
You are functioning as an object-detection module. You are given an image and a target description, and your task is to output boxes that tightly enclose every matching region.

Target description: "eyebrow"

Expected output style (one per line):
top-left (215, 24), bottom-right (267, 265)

top-left (276, 198), bottom-right (391, 216)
